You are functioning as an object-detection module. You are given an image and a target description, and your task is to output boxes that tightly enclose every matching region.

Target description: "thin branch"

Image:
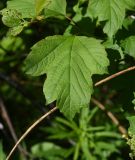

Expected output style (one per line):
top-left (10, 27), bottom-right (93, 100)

top-left (6, 107), bottom-right (57, 160)
top-left (91, 98), bottom-right (128, 137)
top-left (0, 98), bottom-right (30, 158)
top-left (95, 66), bottom-right (135, 87)
top-left (65, 16), bottom-right (90, 36)
top-left (65, 16), bottom-right (76, 26)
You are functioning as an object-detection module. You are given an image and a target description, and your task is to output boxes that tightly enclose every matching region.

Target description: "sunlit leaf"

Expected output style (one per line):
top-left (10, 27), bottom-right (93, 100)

top-left (25, 35), bottom-right (109, 119)
top-left (121, 36), bottom-right (135, 58)
top-left (44, 0), bottom-right (66, 18)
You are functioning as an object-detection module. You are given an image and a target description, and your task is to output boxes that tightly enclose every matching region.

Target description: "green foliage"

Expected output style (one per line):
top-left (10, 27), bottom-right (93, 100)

top-left (0, 8), bottom-right (28, 36)
top-left (128, 93), bottom-right (135, 134)
top-left (128, 116), bottom-right (135, 135)
top-left (31, 142), bottom-right (73, 160)
top-left (133, 93), bottom-right (135, 106)
top-left (0, 0), bottom-right (135, 159)
top-left (127, 93), bottom-right (135, 159)
top-left (35, 0), bottom-right (48, 16)
top-left (121, 36), bottom-right (135, 58)
top-left (42, 107), bottom-right (122, 160)
top-left (8, 25), bottom-right (24, 36)
top-left (44, 0), bottom-right (67, 18)
top-left (127, 133), bottom-right (135, 159)
top-left (0, 142), bottom-right (6, 160)
top-left (7, 0), bottom-right (36, 18)
top-left (7, 0), bottom-right (67, 19)
top-left (123, 0), bottom-right (135, 10)
top-left (87, 0), bottom-right (135, 38)
top-left (25, 36), bottom-right (109, 119)
top-left (1, 8), bottom-right (22, 27)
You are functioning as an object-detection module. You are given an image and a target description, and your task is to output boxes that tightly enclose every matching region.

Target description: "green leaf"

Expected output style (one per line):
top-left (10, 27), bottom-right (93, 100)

top-left (35, 0), bottom-right (49, 16)
top-left (133, 93), bottom-right (135, 106)
top-left (0, 142), bottom-right (6, 160)
top-left (7, 0), bottom-right (66, 19)
top-left (8, 25), bottom-right (24, 36)
top-left (127, 93), bottom-right (135, 159)
top-left (122, 17), bottom-right (134, 30)
top-left (128, 116), bottom-right (135, 134)
top-left (103, 39), bottom-right (124, 59)
top-left (127, 134), bottom-right (135, 159)
top-left (1, 9), bottom-right (22, 27)
top-left (95, 141), bottom-right (119, 156)
top-left (94, 131), bottom-right (121, 138)
top-left (121, 36), bottom-right (135, 58)
top-left (81, 137), bottom-right (95, 160)
top-left (0, 8), bottom-right (28, 36)
top-left (31, 142), bottom-right (73, 159)
top-left (25, 35), bottom-right (109, 119)
top-left (44, 0), bottom-right (66, 18)
top-left (128, 94), bottom-right (135, 134)
top-left (73, 142), bottom-right (80, 160)
top-left (123, 0), bottom-right (135, 10)
top-left (7, 0), bottom-right (36, 18)
top-left (87, 0), bottom-right (126, 38)
top-left (8, 20), bottom-right (28, 36)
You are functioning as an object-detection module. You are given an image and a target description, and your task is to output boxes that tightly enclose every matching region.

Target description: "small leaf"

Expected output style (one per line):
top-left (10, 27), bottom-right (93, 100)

top-left (1, 9), bottom-right (22, 27)
top-left (103, 39), bottom-right (124, 59)
top-left (81, 137), bottom-right (94, 160)
top-left (8, 25), bottom-right (24, 36)
top-left (31, 142), bottom-right (73, 159)
top-left (0, 142), bottom-right (6, 160)
top-left (128, 116), bottom-right (135, 134)
top-left (127, 134), bottom-right (135, 159)
top-left (133, 93), bottom-right (135, 106)
top-left (35, 0), bottom-right (49, 16)
top-left (123, 17), bottom-right (134, 30)
top-left (127, 94), bottom-right (135, 160)
top-left (44, 0), bottom-right (67, 18)
top-left (87, 0), bottom-right (126, 38)
top-left (25, 35), bottom-right (109, 119)
top-left (8, 21), bottom-right (28, 36)
top-left (121, 36), bottom-right (135, 58)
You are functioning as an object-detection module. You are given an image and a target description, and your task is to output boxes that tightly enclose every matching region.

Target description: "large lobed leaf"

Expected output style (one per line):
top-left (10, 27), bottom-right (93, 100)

top-left (87, 0), bottom-right (135, 38)
top-left (25, 35), bottom-right (109, 119)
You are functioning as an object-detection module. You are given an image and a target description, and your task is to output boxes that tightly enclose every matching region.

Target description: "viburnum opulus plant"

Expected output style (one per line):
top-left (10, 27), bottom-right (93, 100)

top-left (0, 0), bottom-right (135, 159)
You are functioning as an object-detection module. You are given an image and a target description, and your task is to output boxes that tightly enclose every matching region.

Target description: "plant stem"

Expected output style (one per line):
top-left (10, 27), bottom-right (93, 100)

top-left (95, 66), bottom-right (135, 87)
top-left (0, 98), bottom-right (30, 158)
top-left (91, 98), bottom-right (128, 138)
top-left (5, 107), bottom-right (58, 160)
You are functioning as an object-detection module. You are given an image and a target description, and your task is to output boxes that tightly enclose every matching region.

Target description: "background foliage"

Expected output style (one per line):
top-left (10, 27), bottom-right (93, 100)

top-left (0, 0), bottom-right (135, 159)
